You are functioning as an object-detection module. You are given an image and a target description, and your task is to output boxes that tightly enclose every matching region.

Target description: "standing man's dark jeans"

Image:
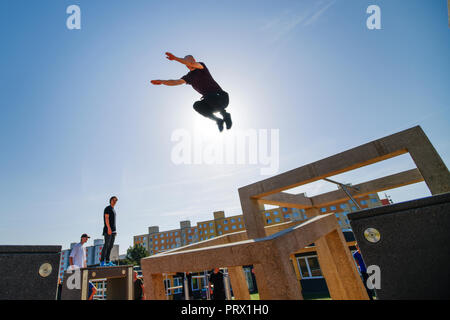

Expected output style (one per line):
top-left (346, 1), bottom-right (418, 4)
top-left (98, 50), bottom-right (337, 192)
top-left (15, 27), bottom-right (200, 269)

top-left (361, 272), bottom-right (375, 300)
top-left (193, 90), bottom-right (229, 121)
top-left (100, 233), bottom-right (116, 263)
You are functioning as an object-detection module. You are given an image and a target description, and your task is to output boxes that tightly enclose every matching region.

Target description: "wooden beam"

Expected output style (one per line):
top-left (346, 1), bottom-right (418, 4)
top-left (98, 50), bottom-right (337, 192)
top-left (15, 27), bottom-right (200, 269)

top-left (259, 192), bottom-right (312, 208)
top-left (311, 168), bottom-right (424, 207)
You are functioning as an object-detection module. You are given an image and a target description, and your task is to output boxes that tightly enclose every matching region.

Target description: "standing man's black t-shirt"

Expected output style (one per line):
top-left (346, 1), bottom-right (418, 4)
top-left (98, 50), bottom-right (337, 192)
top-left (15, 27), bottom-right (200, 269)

top-left (181, 62), bottom-right (224, 96)
top-left (103, 205), bottom-right (116, 236)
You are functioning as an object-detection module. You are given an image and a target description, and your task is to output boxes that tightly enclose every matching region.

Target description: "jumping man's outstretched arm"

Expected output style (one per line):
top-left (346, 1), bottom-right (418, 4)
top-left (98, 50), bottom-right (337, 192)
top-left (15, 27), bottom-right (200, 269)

top-left (151, 79), bottom-right (186, 86)
top-left (165, 52), bottom-right (204, 69)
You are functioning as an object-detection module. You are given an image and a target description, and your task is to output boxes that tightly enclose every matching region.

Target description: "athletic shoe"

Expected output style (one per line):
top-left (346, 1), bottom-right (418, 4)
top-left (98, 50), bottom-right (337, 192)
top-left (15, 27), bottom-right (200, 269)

top-left (223, 112), bottom-right (232, 130)
top-left (216, 119), bottom-right (224, 132)
top-left (100, 261), bottom-right (106, 267)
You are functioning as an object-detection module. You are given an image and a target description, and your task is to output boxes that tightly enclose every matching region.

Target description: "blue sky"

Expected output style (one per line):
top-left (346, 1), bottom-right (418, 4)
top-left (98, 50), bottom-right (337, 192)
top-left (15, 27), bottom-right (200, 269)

top-left (1, 0), bottom-right (449, 253)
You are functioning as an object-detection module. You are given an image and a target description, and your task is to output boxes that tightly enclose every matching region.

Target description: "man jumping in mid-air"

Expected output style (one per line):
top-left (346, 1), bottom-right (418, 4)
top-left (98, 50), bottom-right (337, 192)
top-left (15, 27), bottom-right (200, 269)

top-left (151, 52), bottom-right (232, 132)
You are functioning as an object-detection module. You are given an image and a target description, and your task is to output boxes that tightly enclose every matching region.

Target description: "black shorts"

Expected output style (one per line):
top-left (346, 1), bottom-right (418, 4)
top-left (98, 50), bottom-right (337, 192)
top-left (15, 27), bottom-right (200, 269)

top-left (195, 90), bottom-right (229, 113)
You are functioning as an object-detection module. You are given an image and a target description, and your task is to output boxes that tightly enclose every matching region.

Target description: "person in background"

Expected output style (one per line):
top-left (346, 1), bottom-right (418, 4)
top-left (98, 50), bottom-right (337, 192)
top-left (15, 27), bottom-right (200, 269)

top-left (208, 268), bottom-right (226, 300)
top-left (134, 271), bottom-right (145, 300)
top-left (69, 233), bottom-right (89, 269)
top-left (88, 282), bottom-right (97, 300)
top-left (353, 242), bottom-right (375, 300)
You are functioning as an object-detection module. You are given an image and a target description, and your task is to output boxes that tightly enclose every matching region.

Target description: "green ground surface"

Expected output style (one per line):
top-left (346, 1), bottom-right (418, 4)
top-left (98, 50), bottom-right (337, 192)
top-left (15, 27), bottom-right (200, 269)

top-left (248, 293), bottom-right (331, 300)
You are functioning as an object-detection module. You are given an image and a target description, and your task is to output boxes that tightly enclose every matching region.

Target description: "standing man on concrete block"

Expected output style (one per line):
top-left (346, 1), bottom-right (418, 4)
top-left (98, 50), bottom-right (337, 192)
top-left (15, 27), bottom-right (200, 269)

top-left (151, 52), bottom-right (232, 132)
top-left (100, 196), bottom-right (118, 267)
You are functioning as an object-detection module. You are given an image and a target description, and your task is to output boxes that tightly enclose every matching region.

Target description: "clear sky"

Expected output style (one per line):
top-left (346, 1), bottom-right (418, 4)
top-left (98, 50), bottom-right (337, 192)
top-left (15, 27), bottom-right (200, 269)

top-left (1, 0), bottom-right (449, 253)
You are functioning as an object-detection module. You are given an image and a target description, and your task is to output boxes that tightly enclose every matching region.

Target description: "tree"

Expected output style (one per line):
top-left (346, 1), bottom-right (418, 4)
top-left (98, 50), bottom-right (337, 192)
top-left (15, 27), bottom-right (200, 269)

top-left (125, 244), bottom-right (149, 266)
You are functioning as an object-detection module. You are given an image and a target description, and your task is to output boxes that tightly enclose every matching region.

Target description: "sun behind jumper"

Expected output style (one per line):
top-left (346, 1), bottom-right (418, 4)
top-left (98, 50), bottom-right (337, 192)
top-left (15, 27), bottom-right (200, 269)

top-left (151, 52), bottom-right (232, 132)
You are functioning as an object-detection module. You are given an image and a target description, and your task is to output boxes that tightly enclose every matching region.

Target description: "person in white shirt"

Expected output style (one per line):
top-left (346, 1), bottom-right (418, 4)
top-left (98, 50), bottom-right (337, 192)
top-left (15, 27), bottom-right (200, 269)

top-left (69, 233), bottom-right (90, 269)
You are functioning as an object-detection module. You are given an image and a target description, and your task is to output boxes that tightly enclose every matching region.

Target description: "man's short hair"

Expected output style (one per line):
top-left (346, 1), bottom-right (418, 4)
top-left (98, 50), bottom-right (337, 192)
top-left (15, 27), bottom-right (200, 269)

top-left (109, 196), bottom-right (118, 204)
top-left (184, 55), bottom-right (196, 64)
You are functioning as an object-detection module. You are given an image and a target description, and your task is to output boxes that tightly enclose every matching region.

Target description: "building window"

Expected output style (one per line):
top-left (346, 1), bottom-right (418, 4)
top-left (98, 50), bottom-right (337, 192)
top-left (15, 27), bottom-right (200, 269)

top-left (360, 200), bottom-right (367, 205)
top-left (351, 206), bottom-right (357, 211)
top-left (231, 219), bottom-right (235, 223)
top-left (232, 225), bottom-right (237, 230)
top-left (223, 220), bottom-right (228, 224)
top-left (203, 224), bottom-right (207, 228)
top-left (204, 230), bottom-right (208, 234)
top-left (217, 225), bottom-right (222, 229)
top-left (340, 204), bottom-right (347, 209)
top-left (199, 231), bottom-right (202, 235)
top-left (239, 224), bottom-right (243, 228)
top-left (173, 277), bottom-right (183, 294)
top-left (188, 229), bottom-right (191, 234)
top-left (267, 219), bottom-right (272, 224)
top-left (224, 227), bottom-right (229, 231)
top-left (155, 240), bottom-right (158, 245)
top-left (275, 218), bottom-right (281, 223)
top-left (265, 212), bottom-right (271, 217)
top-left (371, 198), bottom-right (378, 203)
top-left (210, 229), bottom-right (214, 233)
top-left (161, 240), bottom-right (164, 243)
top-left (320, 208), bottom-right (327, 213)
top-left (209, 222), bottom-right (213, 226)
top-left (200, 238), bottom-right (203, 241)
top-left (293, 212), bottom-right (299, 217)
top-left (155, 246), bottom-right (158, 250)
top-left (282, 207), bottom-right (288, 212)
top-left (175, 232), bottom-right (178, 236)
top-left (284, 214), bottom-right (291, 219)
top-left (238, 218), bottom-right (241, 222)
top-left (330, 206), bottom-right (337, 211)
top-left (297, 256), bottom-right (323, 279)
top-left (218, 231), bottom-right (222, 235)
top-left (188, 235), bottom-right (192, 240)
top-left (161, 246), bottom-right (164, 250)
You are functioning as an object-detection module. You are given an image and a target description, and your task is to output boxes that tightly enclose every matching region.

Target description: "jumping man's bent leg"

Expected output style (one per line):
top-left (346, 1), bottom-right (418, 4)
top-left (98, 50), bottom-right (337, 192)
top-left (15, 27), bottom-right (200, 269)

top-left (193, 100), bottom-right (224, 132)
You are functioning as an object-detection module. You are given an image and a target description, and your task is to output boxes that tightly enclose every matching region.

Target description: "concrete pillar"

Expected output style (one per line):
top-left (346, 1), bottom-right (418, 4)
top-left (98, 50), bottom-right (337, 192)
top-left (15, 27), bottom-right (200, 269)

top-left (228, 266), bottom-right (251, 300)
top-left (144, 273), bottom-right (166, 300)
top-left (253, 252), bottom-right (303, 300)
top-left (238, 190), bottom-right (266, 239)
top-left (315, 229), bottom-right (369, 300)
top-left (407, 127), bottom-right (450, 195)
top-left (305, 207), bottom-right (321, 218)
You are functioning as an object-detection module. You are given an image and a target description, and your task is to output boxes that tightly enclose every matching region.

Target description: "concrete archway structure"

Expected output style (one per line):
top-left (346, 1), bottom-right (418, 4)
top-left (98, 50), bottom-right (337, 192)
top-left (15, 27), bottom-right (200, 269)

top-left (141, 126), bottom-right (450, 300)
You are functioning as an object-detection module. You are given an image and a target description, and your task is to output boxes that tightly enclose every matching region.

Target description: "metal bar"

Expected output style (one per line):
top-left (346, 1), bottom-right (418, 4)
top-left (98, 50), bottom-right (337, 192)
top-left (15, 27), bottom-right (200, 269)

top-left (323, 177), bottom-right (360, 191)
top-left (323, 178), bottom-right (362, 210)
top-left (223, 269), bottom-right (232, 300)
top-left (184, 274), bottom-right (190, 300)
top-left (341, 185), bottom-right (362, 210)
top-left (205, 271), bottom-right (211, 300)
